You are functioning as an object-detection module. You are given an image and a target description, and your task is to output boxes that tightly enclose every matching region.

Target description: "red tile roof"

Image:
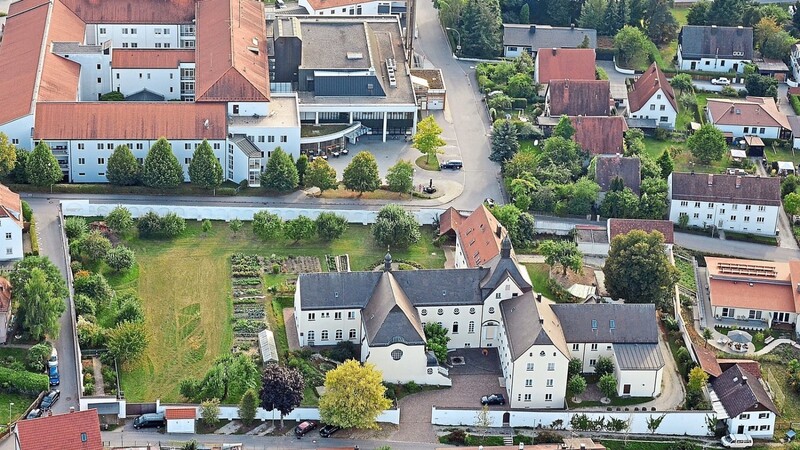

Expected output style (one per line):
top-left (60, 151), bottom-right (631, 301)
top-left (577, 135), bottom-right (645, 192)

top-left (439, 206), bottom-right (466, 236)
top-left (693, 342), bottom-right (722, 378)
top-left (628, 63), bottom-right (677, 114)
top-left (0, 277), bottom-right (11, 313)
top-left (38, 0), bottom-right (86, 102)
top-left (535, 48), bottom-right (596, 84)
top-left (547, 80), bottom-right (610, 117)
top-left (304, 0), bottom-right (370, 10)
top-left (112, 49), bottom-right (196, 69)
top-left (195, 0), bottom-right (270, 102)
top-left (59, 0), bottom-right (196, 24)
top-left (165, 407), bottom-right (197, 420)
top-left (456, 205), bottom-right (507, 268)
top-left (33, 102), bottom-right (228, 140)
top-left (571, 116), bottom-right (627, 155)
top-left (608, 219), bottom-right (674, 244)
top-left (16, 409), bottom-right (103, 450)
top-left (706, 257), bottom-right (798, 313)
top-left (707, 96), bottom-right (790, 130)
top-left (0, 183), bottom-right (23, 228)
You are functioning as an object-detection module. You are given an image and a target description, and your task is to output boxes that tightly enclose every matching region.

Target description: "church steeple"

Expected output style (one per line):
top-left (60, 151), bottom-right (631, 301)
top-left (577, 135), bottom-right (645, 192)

top-left (500, 234), bottom-right (512, 259)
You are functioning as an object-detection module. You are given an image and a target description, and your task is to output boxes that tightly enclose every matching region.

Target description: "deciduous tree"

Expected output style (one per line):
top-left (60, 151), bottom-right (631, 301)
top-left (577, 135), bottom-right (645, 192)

top-left (200, 398), bottom-right (221, 428)
top-left (687, 123), bottom-right (726, 164)
top-left (614, 26), bottom-right (650, 69)
top-left (107, 145), bottom-right (141, 186)
top-left (604, 230), bottom-right (679, 305)
top-left (18, 268), bottom-right (65, 340)
top-left (412, 116), bottom-right (446, 165)
top-left (567, 375), bottom-right (587, 400)
top-left (79, 230), bottom-right (112, 263)
top-left (424, 322), bottom-right (451, 362)
top-left (490, 119), bottom-right (519, 163)
top-left (262, 147), bottom-right (299, 192)
top-left (319, 360), bottom-right (392, 429)
top-left (260, 364), bottom-right (305, 427)
top-left (372, 204), bottom-right (421, 248)
top-left (229, 219), bottom-right (243, 236)
top-left (670, 74), bottom-right (693, 95)
top-left (252, 211), bottom-right (283, 240)
top-left (284, 216), bottom-right (315, 243)
top-left (745, 73), bottom-right (778, 98)
top-left (0, 132), bottom-right (17, 177)
top-left (386, 160), bottom-right (414, 193)
top-left (552, 115), bottom-right (575, 140)
top-left (595, 356), bottom-right (615, 376)
top-left (785, 192), bottom-right (800, 215)
top-left (599, 373), bottom-right (618, 399)
top-left (26, 141), bottom-right (62, 187)
top-left (188, 140), bottom-right (223, 189)
top-left (343, 152), bottom-right (381, 194)
top-left (304, 158), bottom-right (338, 192)
top-left (142, 138), bottom-right (183, 188)
top-left (600, 187), bottom-right (640, 218)
top-left (315, 212), bottom-right (348, 241)
top-left (538, 240), bottom-right (583, 276)
top-left (106, 320), bottom-right (149, 364)
top-left (65, 217), bottom-right (88, 240)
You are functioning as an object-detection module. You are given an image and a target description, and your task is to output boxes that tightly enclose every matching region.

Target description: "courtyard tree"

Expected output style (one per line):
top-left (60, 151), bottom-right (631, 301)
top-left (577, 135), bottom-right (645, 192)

top-left (26, 141), bottom-right (62, 187)
top-left (229, 218), bottom-right (243, 236)
top-left (687, 123), bottom-right (726, 164)
top-left (188, 140), bottom-right (223, 189)
top-left (315, 212), bottom-right (348, 241)
top-left (372, 204), bottom-right (421, 248)
top-left (552, 115), bottom-right (575, 140)
top-left (669, 73), bottom-right (693, 95)
top-left (0, 132), bottom-right (16, 177)
top-left (252, 211), bottom-right (283, 240)
top-left (295, 154), bottom-right (309, 185)
top-left (105, 245), bottom-right (136, 272)
top-left (538, 240), bottom-right (583, 277)
top-left (319, 359), bottom-right (392, 429)
top-left (105, 206), bottom-right (134, 234)
top-left (604, 230), bottom-right (679, 305)
top-left (259, 364), bottom-right (305, 427)
top-left (343, 151), bottom-right (381, 194)
top-left (424, 322), bottom-right (451, 362)
top-left (614, 26), bottom-right (650, 69)
top-left (107, 145), bottom-right (141, 186)
top-left (18, 268), bottom-right (66, 340)
top-left (284, 215), bottom-right (315, 243)
top-left (567, 374), bottom-right (587, 401)
top-left (304, 158), bottom-right (338, 192)
top-left (239, 388), bottom-right (258, 426)
top-left (598, 373), bottom-right (618, 399)
top-left (568, 358), bottom-right (583, 377)
top-left (594, 356), bottom-right (615, 376)
top-left (657, 149), bottom-right (674, 178)
top-left (412, 115), bottom-right (446, 165)
top-left (262, 147), bottom-right (299, 192)
top-left (386, 160), bottom-right (414, 194)
top-left (142, 138), bottom-right (183, 188)
top-left (106, 320), bottom-right (149, 364)
top-left (490, 119), bottom-right (519, 163)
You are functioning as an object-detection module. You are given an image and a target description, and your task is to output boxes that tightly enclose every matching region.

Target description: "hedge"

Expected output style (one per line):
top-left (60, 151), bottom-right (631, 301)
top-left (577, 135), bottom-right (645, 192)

top-left (790, 95), bottom-right (800, 115)
top-left (0, 366), bottom-right (49, 395)
top-left (28, 218), bottom-right (39, 256)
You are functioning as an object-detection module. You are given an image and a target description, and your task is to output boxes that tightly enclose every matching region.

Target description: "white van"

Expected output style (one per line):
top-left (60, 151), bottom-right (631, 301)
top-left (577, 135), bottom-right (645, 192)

top-left (48, 347), bottom-right (58, 367)
top-left (721, 434), bottom-right (753, 448)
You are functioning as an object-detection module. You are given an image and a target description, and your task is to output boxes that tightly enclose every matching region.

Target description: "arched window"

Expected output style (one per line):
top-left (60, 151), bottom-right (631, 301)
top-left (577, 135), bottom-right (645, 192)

top-left (391, 349), bottom-right (403, 360)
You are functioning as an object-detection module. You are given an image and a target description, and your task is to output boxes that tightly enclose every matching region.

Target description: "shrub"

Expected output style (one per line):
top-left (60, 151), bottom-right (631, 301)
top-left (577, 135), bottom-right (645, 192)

top-left (137, 212), bottom-right (162, 237)
top-left (21, 200), bottom-right (32, 222)
top-left (26, 343), bottom-right (52, 372)
top-left (64, 216), bottom-right (88, 240)
top-left (791, 94), bottom-right (800, 115)
top-left (105, 245), bottom-right (135, 272)
top-left (0, 366), bottom-right (49, 394)
top-left (720, 85), bottom-right (738, 97)
top-left (442, 430), bottom-right (467, 445)
top-left (323, 341), bottom-right (358, 362)
top-left (74, 293), bottom-right (97, 317)
top-left (217, 187), bottom-right (237, 196)
top-left (271, 263), bottom-right (280, 274)
top-left (74, 272), bottom-right (114, 308)
top-left (533, 431), bottom-right (563, 444)
top-left (160, 213), bottom-right (185, 237)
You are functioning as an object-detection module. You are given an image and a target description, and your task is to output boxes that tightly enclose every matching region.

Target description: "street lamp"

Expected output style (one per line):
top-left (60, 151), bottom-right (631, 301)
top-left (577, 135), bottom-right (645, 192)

top-left (445, 27), bottom-right (461, 55)
top-left (8, 402), bottom-right (14, 425)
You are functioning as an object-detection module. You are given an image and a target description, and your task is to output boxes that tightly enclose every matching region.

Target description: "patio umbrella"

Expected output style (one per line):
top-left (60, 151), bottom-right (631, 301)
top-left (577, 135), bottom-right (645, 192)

top-left (727, 330), bottom-right (753, 344)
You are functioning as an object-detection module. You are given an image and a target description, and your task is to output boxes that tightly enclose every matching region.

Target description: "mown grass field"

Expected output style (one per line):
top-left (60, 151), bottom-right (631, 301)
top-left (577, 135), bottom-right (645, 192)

top-left (111, 221), bottom-right (444, 402)
top-left (643, 138), bottom-right (732, 174)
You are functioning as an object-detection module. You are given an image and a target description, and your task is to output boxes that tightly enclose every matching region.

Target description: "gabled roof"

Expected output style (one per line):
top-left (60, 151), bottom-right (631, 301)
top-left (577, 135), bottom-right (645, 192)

top-left (297, 271), bottom-right (382, 310)
top-left (551, 303), bottom-right (659, 343)
top-left (33, 102), bottom-right (228, 140)
top-left (391, 268), bottom-right (490, 306)
top-left (628, 63), bottom-right (677, 113)
top-left (670, 172), bottom-right (781, 206)
top-left (112, 49), bottom-right (196, 69)
top-left (0, 184), bottom-right (23, 228)
top-left (59, 0), bottom-right (196, 24)
top-left (195, 0), bottom-right (270, 102)
top-left (594, 155), bottom-right (641, 194)
top-left (679, 25), bottom-right (754, 60)
top-left (707, 97), bottom-right (790, 130)
top-left (536, 48), bottom-right (596, 84)
top-left (572, 116), bottom-right (628, 155)
top-left (547, 80), bottom-right (610, 117)
top-left (165, 407), bottom-right (196, 420)
top-left (438, 207), bottom-right (466, 236)
top-left (16, 409), bottom-right (103, 450)
top-left (502, 24), bottom-right (597, 51)
top-left (711, 363), bottom-right (778, 417)
top-left (362, 272), bottom-right (426, 347)
top-left (693, 341), bottom-right (723, 378)
top-left (480, 236), bottom-right (532, 297)
top-left (39, 0), bottom-right (85, 103)
top-left (500, 293), bottom-right (569, 360)
top-left (608, 219), bottom-right (674, 244)
top-left (455, 205), bottom-right (508, 268)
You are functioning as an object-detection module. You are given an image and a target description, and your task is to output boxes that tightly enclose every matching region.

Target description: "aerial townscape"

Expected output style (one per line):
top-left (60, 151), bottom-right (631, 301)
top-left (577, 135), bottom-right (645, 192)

top-left (5, 0), bottom-right (800, 449)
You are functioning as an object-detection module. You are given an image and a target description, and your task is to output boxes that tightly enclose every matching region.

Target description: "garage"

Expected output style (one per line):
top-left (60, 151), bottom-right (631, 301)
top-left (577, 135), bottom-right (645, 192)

top-left (165, 407), bottom-right (196, 434)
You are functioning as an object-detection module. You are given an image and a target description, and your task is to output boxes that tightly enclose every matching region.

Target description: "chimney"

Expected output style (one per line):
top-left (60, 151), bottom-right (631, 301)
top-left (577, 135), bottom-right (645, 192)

top-left (539, 318), bottom-right (544, 324)
top-left (742, 376), bottom-right (748, 385)
top-left (496, 224), bottom-right (503, 238)
top-left (707, 174), bottom-right (714, 186)
top-left (796, 282), bottom-right (800, 293)
top-left (735, 176), bottom-right (742, 188)
top-left (537, 293), bottom-right (542, 302)
top-left (69, 407), bottom-right (75, 413)
top-left (552, 47), bottom-right (557, 55)
top-left (530, 25), bottom-right (536, 33)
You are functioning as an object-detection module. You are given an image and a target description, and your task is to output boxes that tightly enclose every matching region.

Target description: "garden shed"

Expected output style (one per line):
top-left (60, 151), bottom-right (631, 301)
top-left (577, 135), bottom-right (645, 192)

top-left (744, 135), bottom-right (765, 157)
top-left (165, 407), bottom-right (196, 434)
top-left (258, 329), bottom-right (279, 363)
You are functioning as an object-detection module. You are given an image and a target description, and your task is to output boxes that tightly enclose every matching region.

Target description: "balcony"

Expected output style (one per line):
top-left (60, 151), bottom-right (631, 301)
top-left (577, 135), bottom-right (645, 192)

top-left (180, 32), bottom-right (195, 38)
top-left (181, 76), bottom-right (195, 81)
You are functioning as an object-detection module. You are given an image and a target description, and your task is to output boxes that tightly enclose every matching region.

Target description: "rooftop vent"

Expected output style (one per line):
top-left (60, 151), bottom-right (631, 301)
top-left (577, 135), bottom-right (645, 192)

top-left (529, 25), bottom-right (536, 33)
top-left (707, 174), bottom-right (714, 186)
top-left (347, 52), bottom-right (364, 60)
top-left (247, 46), bottom-right (259, 55)
top-left (386, 58), bottom-right (397, 87)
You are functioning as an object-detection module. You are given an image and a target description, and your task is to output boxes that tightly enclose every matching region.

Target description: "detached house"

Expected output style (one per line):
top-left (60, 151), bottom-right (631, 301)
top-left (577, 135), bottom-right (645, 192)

top-left (594, 155), bottom-right (641, 196)
top-left (677, 25), bottom-right (753, 73)
top-left (572, 116), bottom-right (628, 155)
top-left (627, 63), bottom-right (677, 129)
top-left (668, 172), bottom-right (780, 236)
top-left (534, 48), bottom-right (596, 84)
top-left (710, 362), bottom-right (778, 438)
top-left (706, 97), bottom-right (790, 140)
top-left (502, 24), bottom-right (596, 58)
top-left (15, 409), bottom-right (103, 450)
top-left (544, 80), bottom-right (610, 117)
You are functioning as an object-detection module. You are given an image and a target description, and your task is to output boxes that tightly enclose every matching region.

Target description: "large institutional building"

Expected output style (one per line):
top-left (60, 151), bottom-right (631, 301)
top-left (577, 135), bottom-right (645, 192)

top-left (0, 0), bottom-right (417, 186)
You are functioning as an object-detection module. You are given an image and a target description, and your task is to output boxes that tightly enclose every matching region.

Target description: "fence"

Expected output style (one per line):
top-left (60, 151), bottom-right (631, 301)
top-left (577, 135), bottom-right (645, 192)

top-left (155, 401), bottom-right (400, 424)
top-left (61, 200), bottom-right (443, 226)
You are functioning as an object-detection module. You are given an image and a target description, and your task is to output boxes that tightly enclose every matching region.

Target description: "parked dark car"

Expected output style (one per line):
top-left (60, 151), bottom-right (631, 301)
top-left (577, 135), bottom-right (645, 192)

top-left (132, 413), bottom-right (166, 429)
top-left (40, 390), bottom-right (60, 410)
top-left (319, 424), bottom-right (341, 437)
top-left (480, 393), bottom-right (505, 406)
top-left (26, 409), bottom-right (42, 420)
top-left (294, 420), bottom-right (317, 436)
top-left (440, 159), bottom-right (463, 170)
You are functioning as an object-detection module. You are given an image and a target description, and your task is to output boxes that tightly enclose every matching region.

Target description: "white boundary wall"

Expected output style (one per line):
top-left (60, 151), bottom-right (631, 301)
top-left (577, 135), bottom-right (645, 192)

top-left (157, 403), bottom-right (399, 424)
top-left (431, 407), bottom-right (713, 436)
top-left (61, 200), bottom-right (443, 225)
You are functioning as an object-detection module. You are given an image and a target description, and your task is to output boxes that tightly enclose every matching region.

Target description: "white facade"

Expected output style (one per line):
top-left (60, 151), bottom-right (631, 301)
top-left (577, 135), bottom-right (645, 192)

top-left (614, 365), bottom-right (663, 398)
top-left (362, 342), bottom-right (451, 386)
top-left (0, 217), bottom-right (24, 261)
top-left (112, 67), bottom-right (183, 100)
top-left (166, 418), bottom-right (195, 434)
top-left (55, 51), bottom-right (111, 102)
top-left (668, 199), bottom-right (779, 236)
top-left (298, 103), bottom-right (418, 143)
top-left (705, 114), bottom-right (782, 140)
top-left (0, 115), bottom-right (33, 152)
top-left (86, 24), bottom-right (183, 49)
top-left (726, 411), bottom-right (776, 439)
top-left (299, 0), bottom-right (406, 16)
top-left (497, 334), bottom-right (569, 409)
top-left (677, 50), bottom-right (749, 73)
top-left (629, 88), bottom-right (677, 128)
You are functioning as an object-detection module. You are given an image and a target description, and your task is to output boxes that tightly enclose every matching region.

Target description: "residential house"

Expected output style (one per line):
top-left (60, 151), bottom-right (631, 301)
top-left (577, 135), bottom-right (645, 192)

top-left (299, 0), bottom-right (407, 17)
top-left (627, 63), bottom-right (677, 129)
top-left (502, 24), bottom-right (596, 58)
top-left (0, 277), bottom-right (10, 345)
top-left (594, 155), bottom-right (641, 196)
top-left (706, 97), bottom-right (790, 140)
top-left (710, 362), bottom-right (778, 438)
top-left (607, 218), bottom-right (674, 252)
top-left (15, 409), bottom-right (103, 450)
top-left (451, 204), bottom-right (509, 269)
top-left (438, 206), bottom-right (465, 240)
top-left (677, 25), bottom-right (753, 73)
top-left (668, 172), bottom-right (780, 236)
top-left (705, 256), bottom-right (800, 333)
top-left (534, 48), bottom-right (596, 84)
top-left (788, 115), bottom-right (800, 150)
top-left (0, 184), bottom-right (24, 261)
top-left (544, 80), bottom-right (610, 117)
top-left (572, 116), bottom-right (628, 155)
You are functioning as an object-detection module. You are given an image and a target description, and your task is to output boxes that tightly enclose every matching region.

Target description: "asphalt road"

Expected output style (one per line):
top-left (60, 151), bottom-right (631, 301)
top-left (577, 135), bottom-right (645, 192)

top-left (675, 230), bottom-right (800, 261)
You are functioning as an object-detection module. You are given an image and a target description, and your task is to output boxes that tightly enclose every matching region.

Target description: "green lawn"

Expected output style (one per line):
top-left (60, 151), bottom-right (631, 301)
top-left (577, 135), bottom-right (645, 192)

top-left (112, 221), bottom-right (445, 402)
top-left (674, 257), bottom-right (696, 290)
top-left (270, 297), bottom-right (293, 360)
top-left (523, 263), bottom-right (558, 300)
top-left (602, 440), bottom-right (708, 450)
top-left (0, 391), bottom-right (37, 425)
top-left (643, 138), bottom-right (732, 174)
top-left (764, 143), bottom-right (800, 166)
top-left (670, 7), bottom-right (689, 26)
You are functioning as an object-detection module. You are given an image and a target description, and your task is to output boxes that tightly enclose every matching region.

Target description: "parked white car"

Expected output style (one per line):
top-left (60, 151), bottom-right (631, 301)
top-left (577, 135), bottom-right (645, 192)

top-left (712, 77), bottom-right (732, 86)
top-left (721, 434), bottom-right (753, 448)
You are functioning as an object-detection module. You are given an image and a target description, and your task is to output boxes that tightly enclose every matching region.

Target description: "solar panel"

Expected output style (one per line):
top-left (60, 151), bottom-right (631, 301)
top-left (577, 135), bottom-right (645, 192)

top-left (717, 262), bottom-right (777, 278)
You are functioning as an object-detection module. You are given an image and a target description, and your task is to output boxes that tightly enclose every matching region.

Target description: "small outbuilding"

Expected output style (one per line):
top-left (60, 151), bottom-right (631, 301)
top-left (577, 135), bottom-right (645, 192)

top-left (778, 161), bottom-right (795, 176)
top-left (744, 135), bottom-right (765, 157)
top-left (165, 407), bottom-right (196, 434)
top-left (259, 329), bottom-right (279, 363)
top-left (729, 148), bottom-right (747, 161)
top-left (788, 115), bottom-right (800, 150)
